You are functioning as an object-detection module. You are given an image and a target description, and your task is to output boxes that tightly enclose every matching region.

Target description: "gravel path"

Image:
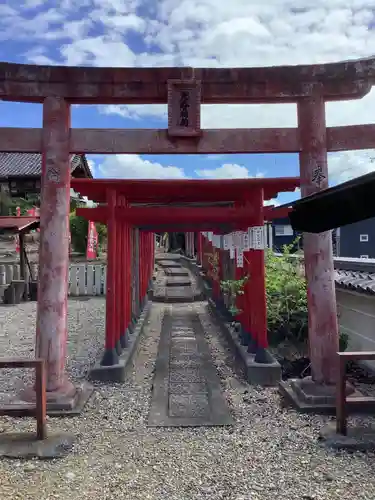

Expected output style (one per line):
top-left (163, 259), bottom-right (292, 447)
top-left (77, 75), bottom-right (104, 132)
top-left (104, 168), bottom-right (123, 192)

top-left (0, 298), bottom-right (375, 499)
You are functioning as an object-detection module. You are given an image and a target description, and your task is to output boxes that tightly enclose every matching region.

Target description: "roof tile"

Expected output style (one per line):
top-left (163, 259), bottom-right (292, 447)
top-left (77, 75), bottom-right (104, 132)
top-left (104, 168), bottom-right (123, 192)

top-left (0, 153), bottom-right (83, 178)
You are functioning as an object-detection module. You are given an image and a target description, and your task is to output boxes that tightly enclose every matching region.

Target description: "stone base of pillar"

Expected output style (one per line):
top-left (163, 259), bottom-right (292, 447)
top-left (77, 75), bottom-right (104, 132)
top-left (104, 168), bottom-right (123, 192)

top-left (279, 376), bottom-right (373, 414)
top-left (21, 380), bottom-right (93, 417)
top-left (120, 329), bottom-right (130, 349)
top-left (320, 422), bottom-right (375, 451)
top-left (89, 302), bottom-right (151, 384)
top-left (207, 298), bottom-right (281, 386)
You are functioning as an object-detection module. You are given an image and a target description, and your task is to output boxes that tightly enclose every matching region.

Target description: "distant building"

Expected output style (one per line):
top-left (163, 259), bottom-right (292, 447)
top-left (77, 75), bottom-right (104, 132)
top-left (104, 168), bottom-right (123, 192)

top-left (270, 215), bottom-right (375, 259)
top-left (268, 216), bottom-right (301, 253)
top-left (335, 218), bottom-right (375, 259)
top-left (0, 153), bottom-right (92, 200)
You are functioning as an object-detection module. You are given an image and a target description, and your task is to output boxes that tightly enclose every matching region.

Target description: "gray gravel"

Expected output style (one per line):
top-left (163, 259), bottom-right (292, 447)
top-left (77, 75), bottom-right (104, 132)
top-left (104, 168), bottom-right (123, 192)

top-left (0, 297), bottom-right (375, 499)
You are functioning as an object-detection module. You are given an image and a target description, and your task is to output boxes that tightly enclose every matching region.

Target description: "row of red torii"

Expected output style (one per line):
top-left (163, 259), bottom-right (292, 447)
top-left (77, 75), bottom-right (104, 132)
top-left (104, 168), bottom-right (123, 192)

top-left (74, 178), bottom-right (298, 368)
top-left (1, 57), bottom-right (375, 410)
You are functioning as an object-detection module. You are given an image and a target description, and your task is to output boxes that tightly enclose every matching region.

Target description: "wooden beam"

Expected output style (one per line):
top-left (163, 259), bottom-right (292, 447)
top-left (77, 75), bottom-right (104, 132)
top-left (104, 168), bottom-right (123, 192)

top-left (0, 60), bottom-right (374, 104)
top-left (70, 128), bottom-right (300, 154)
top-left (0, 128), bottom-right (42, 152)
top-left (264, 206), bottom-right (293, 220)
top-left (327, 124), bottom-right (375, 151)
top-left (0, 124), bottom-right (374, 157)
top-left (71, 178), bottom-right (299, 204)
top-left (77, 206), bottom-right (259, 226)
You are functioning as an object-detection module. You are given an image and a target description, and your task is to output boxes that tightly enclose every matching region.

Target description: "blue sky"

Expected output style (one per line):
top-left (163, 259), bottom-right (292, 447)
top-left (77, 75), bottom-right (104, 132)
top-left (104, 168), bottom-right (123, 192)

top-left (1, 1), bottom-right (375, 206)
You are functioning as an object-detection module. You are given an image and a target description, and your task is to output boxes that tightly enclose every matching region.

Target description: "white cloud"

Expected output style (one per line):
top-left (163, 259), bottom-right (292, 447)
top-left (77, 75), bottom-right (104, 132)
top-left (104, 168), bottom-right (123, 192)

top-left (3, 1), bottom-right (375, 184)
top-left (97, 154), bottom-right (186, 179)
top-left (195, 163), bottom-right (264, 179)
top-left (328, 150), bottom-right (375, 184)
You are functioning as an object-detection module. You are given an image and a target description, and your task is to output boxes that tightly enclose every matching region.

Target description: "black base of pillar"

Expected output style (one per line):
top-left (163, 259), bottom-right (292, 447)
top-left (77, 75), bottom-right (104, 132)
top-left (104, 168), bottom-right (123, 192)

top-left (115, 339), bottom-right (122, 356)
top-left (247, 336), bottom-right (258, 354)
top-left (100, 348), bottom-right (120, 367)
top-left (239, 328), bottom-right (249, 346)
top-left (254, 347), bottom-right (274, 364)
top-left (120, 331), bottom-right (129, 349)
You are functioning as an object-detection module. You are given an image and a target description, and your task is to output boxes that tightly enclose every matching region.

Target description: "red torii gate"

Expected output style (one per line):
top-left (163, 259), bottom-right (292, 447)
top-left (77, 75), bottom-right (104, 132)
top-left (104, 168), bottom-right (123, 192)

top-left (0, 58), bottom-right (375, 410)
top-left (73, 177), bottom-right (299, 367)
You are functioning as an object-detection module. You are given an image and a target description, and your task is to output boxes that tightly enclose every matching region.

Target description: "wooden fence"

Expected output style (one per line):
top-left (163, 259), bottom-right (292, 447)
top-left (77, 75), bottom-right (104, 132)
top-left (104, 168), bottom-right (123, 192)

top-left (0, 262), bottom-right (107, 297)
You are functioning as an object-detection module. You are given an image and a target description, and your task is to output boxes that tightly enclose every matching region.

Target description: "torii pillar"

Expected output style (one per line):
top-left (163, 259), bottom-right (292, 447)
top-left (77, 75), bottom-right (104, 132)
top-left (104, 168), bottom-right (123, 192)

top-left (23, 97), bottom-right (92, 412)
top-left (283, 92), bottom-right (346, 407)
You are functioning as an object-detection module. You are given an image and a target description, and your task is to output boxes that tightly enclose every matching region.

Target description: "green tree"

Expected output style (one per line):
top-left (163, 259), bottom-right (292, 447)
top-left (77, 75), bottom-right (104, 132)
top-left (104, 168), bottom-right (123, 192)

top-left (265, 239), bottom-right (308, 346)
top-left (69, 211), bottom-right (106, 256)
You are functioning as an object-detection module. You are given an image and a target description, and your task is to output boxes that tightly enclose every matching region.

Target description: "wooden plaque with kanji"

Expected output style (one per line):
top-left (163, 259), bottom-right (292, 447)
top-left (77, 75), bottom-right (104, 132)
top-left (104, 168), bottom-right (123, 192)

top-left (167, 80), bottom-right (201, 137)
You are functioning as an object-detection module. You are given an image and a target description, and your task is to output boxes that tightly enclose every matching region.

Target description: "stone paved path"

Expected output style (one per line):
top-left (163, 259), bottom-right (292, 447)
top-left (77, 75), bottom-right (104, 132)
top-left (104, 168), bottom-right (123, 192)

top-left (152, 257), bottom-right (203, 303)
top-left (148, 308), bottom-right (233, 427)
top-left (149, 255), bottom-right (233, 427)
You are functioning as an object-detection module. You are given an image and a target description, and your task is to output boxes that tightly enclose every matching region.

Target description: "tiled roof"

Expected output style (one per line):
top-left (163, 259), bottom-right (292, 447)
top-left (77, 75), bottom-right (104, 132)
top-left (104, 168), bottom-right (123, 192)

top-left (276, 253), bottom-right (375, 296)
top-left (335, 269), bottom-right (375, 295)
top-left (0, 153), bottom-right (84, 178)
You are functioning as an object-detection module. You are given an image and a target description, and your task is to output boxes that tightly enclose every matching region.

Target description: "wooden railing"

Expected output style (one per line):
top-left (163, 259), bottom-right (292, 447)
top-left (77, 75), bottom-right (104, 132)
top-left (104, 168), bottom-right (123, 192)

top-left (0, 358), bottom-right (47, 440)
top-left (336, 351), bottom-right (375, 435)
top-left (0, 263), bottom-right (107, 297)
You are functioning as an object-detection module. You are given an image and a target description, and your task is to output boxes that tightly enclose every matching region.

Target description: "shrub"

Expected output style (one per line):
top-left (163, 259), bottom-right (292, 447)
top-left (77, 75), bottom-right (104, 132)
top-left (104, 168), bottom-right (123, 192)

top-left (265, 239), bottom-right (308, 346)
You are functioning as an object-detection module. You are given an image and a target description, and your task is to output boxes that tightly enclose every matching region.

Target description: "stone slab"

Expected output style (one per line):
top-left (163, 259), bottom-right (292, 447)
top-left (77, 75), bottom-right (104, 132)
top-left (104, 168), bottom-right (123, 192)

top-left (15, 382), bottom-right (93, 417)
top-left (0, 432), bottom-right (75, 459)
top-left (164, 268), bottom-right (189, 277)
top-left (320, 422), bottom-right (375, 451)
top-left (169, 394), bottom-right (210, 418)
top-left (46, 382), bottom-right (94, 417)
top-left (290, 376), bottom-right (355, 405)
top-left (157, 259), bottom-right (182, 269)
top-left (89, 302), bottom-right (151, 384)
top-left (148, 310), bottom-right (233, 427)
top-left (207, 298), bottom-right (281, 387)
top-left (151, 287), bottom-right (204, 304)
top-left (279, 379), bottom-right (373, 415)
top-left (166, 277), bottom-right (192, 287)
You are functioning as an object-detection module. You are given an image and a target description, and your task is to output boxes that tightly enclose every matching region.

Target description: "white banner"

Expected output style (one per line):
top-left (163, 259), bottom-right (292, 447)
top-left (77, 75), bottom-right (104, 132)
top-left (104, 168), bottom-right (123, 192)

top-left (228, 233), bottom-right (235, 259)
top-left (236, 248), bottom-right (244, 268)
top-left (243, 230), bottom-right (250, 252)
top-left (249, 227), bottom-right (253, 249)
top-left (252, 226), bottom-right (265, 250)
top-left (233, 231), bottom-right (242, 250)
top-left (207, 232), bottom-right (213, 242)
top-left (223, 235), bottom-right (230, 251)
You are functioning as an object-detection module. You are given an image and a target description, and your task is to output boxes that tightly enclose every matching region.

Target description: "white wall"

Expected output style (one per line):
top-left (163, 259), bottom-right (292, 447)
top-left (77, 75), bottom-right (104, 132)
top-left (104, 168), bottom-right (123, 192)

top-left (337, 288), bottom-right (375, 372)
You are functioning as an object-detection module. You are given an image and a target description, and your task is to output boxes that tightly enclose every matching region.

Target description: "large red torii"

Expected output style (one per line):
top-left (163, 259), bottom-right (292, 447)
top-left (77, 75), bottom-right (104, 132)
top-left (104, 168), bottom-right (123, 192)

top-left (1, 57), bottom-right (375, 409)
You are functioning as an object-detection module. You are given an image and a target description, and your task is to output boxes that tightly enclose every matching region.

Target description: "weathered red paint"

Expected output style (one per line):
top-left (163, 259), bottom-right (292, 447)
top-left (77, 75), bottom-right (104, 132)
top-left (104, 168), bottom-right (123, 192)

top-left (0, 59), bottom-right (373, 104)
top-left (298, 94), bottom-right (339, 385)
top-left (71, 127), bottom-right (299, 155)
top-left (3, 124), bottom-right (375, 154)
top-left (2, 58), bottom-right (373, 384)
top-left (35, 96), bottom-right (74, 395)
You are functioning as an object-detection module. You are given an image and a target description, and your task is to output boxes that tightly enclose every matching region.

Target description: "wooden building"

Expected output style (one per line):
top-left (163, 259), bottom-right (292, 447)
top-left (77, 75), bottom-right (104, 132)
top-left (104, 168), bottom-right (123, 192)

top-left (0, 153), bottom-right (92, 200)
